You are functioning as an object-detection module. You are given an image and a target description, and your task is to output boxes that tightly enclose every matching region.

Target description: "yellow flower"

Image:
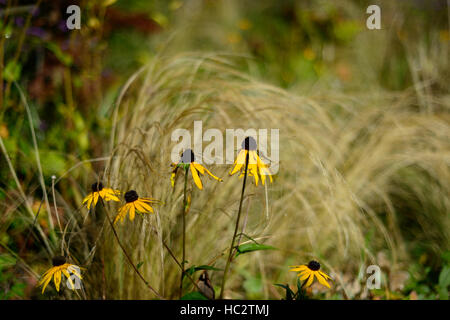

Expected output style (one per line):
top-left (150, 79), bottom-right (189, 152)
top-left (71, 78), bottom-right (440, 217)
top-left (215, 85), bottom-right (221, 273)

top-left (171, 149), bottom-right (222, 190)
top-left (290, 260), bottom-right (332, 288)
top-left (39, 256), bottom-right (83, 294)
top-left (82, 182), bottom-right (120, 209)
top-left (229, 137), bottom-right (273, 186)
top-left (114, 190), bottom-right (158, 224)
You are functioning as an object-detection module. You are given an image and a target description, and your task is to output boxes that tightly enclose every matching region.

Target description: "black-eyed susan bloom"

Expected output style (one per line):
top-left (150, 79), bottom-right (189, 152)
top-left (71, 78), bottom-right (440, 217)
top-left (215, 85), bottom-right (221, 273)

top-left (114, 190), bottom-right (158, 224)
top-left (39, 256), bottom-right (83, 294)
top-left (290, 260), bottom-right (331, 288)
top-left (229, 137), bottom-right (273, 186)
top-left (171, 149), bottom-right (222, 190)
top-left (82, 181), bottom-right (120, 209)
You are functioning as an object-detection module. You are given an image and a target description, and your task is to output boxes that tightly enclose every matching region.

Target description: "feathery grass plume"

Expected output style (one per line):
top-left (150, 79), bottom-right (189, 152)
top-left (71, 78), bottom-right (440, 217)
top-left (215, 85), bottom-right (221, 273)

top-left (83, 52), bottom-right (449, 298)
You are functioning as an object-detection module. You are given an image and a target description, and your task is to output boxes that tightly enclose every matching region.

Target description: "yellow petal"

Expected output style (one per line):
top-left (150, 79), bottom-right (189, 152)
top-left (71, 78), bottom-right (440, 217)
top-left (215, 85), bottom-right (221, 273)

top-left (229, 150), bottom-right (247, 175)
top-left (201, 165), bottom-right (223, 182)
top-left (54, 270), bottom-right (62, 292)
top-left (249, 150), bottom-right (258, 165)
top-left (190, 163), bottom-right (203, 190)
top-left (304, 273), bottom-right (315, 287)
top-left (135, 200), bottom-right (154, 213)
top-left (40, 272), bottom-right (53, 294)
top-left (83, 194), bottom-right (94, 209)
top-left (67, 265), bottom-right (82, 279)
top-left (249, 164), bottom-right (259, 186)
top-left (315, 271), bottom-right (331, 288)
top-left (171, 172), bottom-right (176, 187)
top-left (114, 205), bottom-right (128, 224)
top-left (82, 193), bottom-right (92, 205)
top-left (62, 269), bottom-right (75, 290)
top-left (193, 162), bottom-right (205, 175)
top-left (92, 192), bottom-right (100, 207)
top-left (102, 188), bottom-right (120, 202)
top-left (290, 265), bottom-right (308, 272)
top-left (299, 271), bottom-right (311, 281)
top-left (129, 204), bottom-right (135, 221)
top-left (319, 270), bottom-right (331, 280)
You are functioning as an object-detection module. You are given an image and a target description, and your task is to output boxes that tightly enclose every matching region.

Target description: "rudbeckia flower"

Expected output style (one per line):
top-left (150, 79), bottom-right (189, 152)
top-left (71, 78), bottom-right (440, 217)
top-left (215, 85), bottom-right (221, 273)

top-left (114, 190), bottom-right (158, 224)
top-left (229, 136), bottom-right (273, 186)
top-left (290, 260), bottom-right (332, 288)
top-left (82, 181), bottom-right (120, 209)
top-left (39, 256), bottom-right (83, 294)
top-left (171, 149), bottom-right (222, 190)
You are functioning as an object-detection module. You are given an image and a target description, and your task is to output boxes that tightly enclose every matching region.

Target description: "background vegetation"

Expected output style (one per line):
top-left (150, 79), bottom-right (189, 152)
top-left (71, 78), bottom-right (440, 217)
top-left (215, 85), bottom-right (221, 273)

top-left (0, 0), bottom-right (449, 299)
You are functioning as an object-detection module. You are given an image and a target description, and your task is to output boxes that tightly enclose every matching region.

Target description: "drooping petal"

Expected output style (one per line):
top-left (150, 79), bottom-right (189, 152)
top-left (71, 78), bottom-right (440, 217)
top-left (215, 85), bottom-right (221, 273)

top-left (190, 163), bottom-right (203, 190)
top-left (289, 265), bottom-right (308, 272)
top-left (83, 193), bottom-right (94, 209)
top-left (315, 271), bottom-right (331, 288)
top-left (102, 188), bottom-right (120, 202)
top-left (92, 192), bottom-right (100, 207)
top-left (319, 270), bottom-right (331, 280)
top-left (193, 162), bottom-right (205, 175)
top-left (299, 271), bottom-right (311, 281)
top-left (171, 163), bottom-right (179, 187)
top-left (248, 150), bottom-right (258, 165)
top-left (67, 265), bottom-right (82, 279)
top-left (229, 150), bottom-right (247, 175)
top-left (135, 200), bottom-right (154, 213)
top-left (129, 204), bottom-right (135, 221)
top-left (40, 272), bottom-right (54, 294)
top-left (140, 197), bottom-right (160, 203)
top-left (304, 273), bottom-right (315, 287)
top-left (114, 204), bottom-right (129, 224)
top-left (249, 164), bottom-right (259, 186)
top-left (54, 270), bottom-right (62, 292)
top-left (82, 193), bottom-right (92, 205)
top-left (62, 268), bottom-right (75, 290)
top-left (198, 164), bottom-right (223, 182)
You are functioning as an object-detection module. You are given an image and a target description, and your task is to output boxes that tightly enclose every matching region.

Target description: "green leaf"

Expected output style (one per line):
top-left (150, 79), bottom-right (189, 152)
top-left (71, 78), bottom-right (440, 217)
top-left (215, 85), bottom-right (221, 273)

top-left (235, 243), bottom-right (276, 257)
top-left (296, 277), bottom-right (308, 300)
top-left (136, 261), bottom-right (144, 270)
top-left (180, 291), bottom-right (208, 300)
top-left (274, 283), bottom-right (294, 300)
top-left (3, 61), bottom-right (21, 82)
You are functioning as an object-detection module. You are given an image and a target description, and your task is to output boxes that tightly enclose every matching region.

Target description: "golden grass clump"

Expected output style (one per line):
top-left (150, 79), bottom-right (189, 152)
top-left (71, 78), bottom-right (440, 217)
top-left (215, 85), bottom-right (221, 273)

top-left (79, 53), bottom-right (450, 299)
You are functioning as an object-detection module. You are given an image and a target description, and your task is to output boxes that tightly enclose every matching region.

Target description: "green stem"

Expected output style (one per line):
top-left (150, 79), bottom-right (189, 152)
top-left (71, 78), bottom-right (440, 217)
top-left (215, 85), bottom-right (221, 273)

top-left (179, 166), bottom-right (189, 299)
top-left (219, 151), bottom-right (249, 299)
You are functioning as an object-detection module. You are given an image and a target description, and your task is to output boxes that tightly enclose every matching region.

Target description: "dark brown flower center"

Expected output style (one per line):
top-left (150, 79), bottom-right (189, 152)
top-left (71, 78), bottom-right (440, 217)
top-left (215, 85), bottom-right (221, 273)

top-left (91, 182), bottom-right (103, 192)
top-left (307, 260), bottom-right (321, 271)
top-left (181, 149), bottom-right (195, 163)
top-left (52, 256), bottom-right (66, 266)
top-left (125, 190), bottom-right (139, 203)
top-left (241, 136), bottom-right (257, 151)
